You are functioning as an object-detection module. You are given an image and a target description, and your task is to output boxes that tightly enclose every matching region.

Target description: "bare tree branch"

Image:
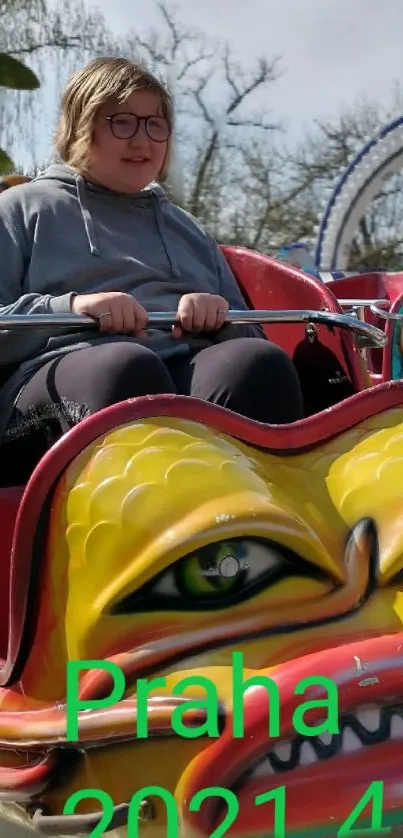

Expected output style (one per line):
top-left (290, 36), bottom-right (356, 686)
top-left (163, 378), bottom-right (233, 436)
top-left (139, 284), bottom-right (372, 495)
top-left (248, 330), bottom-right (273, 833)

top-left (223, 44), bottom-right (240, 101)
top-left (228, 118), bottom-right (279, 130)
top-left (176, 49), bottom-right (215, 81)
top-left (156, 0), bottom-right (180, 60)
top-left (6, 36), bottom-right (81, 54)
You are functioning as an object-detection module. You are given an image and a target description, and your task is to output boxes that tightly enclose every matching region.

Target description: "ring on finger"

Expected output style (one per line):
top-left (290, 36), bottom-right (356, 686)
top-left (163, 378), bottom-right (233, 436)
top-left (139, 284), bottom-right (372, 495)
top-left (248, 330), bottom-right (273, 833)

top-left (97, 311), bottom-right (111, 320)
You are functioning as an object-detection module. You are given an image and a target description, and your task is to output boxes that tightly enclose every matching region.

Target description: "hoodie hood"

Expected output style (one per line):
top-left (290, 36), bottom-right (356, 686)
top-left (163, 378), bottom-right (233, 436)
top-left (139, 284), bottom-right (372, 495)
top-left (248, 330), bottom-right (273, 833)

top-left (33, 163), bottom-right (167, 196)
top-left (32, 164), bottom-right (179, 272)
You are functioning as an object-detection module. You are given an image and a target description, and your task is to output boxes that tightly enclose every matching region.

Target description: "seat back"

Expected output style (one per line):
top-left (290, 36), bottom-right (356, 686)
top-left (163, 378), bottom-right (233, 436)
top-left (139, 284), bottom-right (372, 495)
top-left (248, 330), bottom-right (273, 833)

top-left (221, 246), bottom-right (368, 414)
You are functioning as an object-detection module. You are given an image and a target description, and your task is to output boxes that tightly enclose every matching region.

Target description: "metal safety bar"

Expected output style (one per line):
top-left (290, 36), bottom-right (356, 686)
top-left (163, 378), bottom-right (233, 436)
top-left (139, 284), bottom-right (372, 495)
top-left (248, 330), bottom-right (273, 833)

top-left (370, 303), bottom-right (403, 321)
top-left (0, 309), bottom-right (388, 349)
top-left (338, 299), bottom-right (389, 308)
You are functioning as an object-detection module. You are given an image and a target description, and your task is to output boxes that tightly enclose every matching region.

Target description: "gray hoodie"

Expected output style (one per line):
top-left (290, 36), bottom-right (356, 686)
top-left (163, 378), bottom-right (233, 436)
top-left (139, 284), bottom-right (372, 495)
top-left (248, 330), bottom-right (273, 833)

top-left (0, 163), bottom-right (263, 442)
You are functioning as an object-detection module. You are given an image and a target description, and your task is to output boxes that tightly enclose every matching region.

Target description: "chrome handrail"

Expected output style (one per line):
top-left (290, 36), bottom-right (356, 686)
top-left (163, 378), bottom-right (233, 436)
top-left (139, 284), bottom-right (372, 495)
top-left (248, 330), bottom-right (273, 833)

top-left (338, 298), bottom-right (389, 308)
top-left (0, 309), bottom-right (388, 349)
top-left (370, 303), bottom-right (403, 321)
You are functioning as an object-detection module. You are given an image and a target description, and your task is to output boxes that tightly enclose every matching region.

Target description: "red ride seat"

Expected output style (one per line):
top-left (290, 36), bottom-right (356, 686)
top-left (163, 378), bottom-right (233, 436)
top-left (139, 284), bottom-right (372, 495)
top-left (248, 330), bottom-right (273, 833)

top-left (221, 246), bottom-right (368, 413)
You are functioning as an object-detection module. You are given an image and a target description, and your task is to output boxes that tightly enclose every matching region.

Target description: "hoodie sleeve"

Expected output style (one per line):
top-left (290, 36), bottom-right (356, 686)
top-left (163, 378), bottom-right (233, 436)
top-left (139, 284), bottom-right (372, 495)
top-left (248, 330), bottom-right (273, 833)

top-left (210, 238), bottom-right (266, 342)
top-left (0, 192), bottom-right (76, 364)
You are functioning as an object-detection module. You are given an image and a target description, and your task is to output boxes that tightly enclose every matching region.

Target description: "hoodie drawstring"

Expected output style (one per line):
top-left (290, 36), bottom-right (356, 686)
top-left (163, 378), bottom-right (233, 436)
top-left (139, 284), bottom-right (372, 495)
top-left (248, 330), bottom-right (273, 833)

top-left (75, 174), bottom-right (180, 277)
top-left (151, 191), bottom-right (181, 278)
top-left (76, 175), bottom-right (100, 256)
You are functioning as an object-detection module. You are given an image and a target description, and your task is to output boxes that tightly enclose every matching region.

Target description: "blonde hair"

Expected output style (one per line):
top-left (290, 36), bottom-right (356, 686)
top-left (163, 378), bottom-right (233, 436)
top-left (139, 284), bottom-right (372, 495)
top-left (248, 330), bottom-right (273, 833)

top-left (54, 56), bottom-right (174, 180)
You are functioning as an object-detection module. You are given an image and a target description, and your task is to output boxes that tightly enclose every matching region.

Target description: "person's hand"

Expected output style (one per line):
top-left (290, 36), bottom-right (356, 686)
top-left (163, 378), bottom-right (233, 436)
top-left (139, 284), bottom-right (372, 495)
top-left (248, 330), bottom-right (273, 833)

top-left (71, 292), bottom-right (148, 337)
top-left (172, 293), bottom-right (229, 338)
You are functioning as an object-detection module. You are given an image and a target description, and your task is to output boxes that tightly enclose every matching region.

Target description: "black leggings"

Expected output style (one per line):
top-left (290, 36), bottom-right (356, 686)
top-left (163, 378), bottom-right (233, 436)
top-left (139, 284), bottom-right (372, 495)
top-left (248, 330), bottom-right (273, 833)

top-left (2, 338), bottom-right (303, 481)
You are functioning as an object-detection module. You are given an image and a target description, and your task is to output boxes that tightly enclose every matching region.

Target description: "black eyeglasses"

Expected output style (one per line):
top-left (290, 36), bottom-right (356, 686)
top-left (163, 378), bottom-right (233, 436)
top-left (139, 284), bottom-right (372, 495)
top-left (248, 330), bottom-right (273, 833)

top-left (105, 113), bottom-right (171, 143)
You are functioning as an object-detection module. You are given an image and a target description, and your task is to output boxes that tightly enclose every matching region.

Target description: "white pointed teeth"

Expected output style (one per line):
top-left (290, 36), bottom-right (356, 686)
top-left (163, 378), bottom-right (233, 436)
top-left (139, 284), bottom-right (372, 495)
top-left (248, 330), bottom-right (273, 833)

top-left (299, 741), bottom-right (317, 765)
top-left (272, 741), bottom-right (292, 763)
top-left (252, 759), bottom-right (275, 778)
top-left (248, 705), bottom-right (403, 782)
top-left (342, 728), bottom-right (362, 752)
top-left (355, 707), bottom-right (381, 733)
top-left (390, 714), bottom-right (403, 738)
top-left (318, 730), bottom-right (333, 745)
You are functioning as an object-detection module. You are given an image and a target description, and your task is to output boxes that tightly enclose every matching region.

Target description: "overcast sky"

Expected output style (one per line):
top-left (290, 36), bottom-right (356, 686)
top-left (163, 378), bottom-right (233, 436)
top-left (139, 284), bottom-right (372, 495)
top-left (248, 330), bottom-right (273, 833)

top-left (89, 0), bottom-right (403, 144)
top-left (10, 0), bottom-right (403, 170)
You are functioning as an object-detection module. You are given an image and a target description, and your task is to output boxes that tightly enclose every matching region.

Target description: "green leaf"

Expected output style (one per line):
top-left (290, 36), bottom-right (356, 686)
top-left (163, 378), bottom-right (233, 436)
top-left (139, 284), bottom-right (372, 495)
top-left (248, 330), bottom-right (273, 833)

top-left (0, 54), bottom-right (40, 90)
top-left (0, 148), bottom-right (15, 174)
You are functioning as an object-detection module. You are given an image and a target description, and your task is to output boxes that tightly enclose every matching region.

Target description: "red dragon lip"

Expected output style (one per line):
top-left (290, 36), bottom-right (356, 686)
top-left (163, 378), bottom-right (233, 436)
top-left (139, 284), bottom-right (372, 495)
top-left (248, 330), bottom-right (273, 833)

top-left (182, 633), bottom-right (403, 836)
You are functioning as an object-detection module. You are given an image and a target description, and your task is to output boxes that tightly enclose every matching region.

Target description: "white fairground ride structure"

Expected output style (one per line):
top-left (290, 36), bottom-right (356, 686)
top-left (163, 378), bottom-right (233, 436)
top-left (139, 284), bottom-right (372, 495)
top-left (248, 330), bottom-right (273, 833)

top-left (315, 115), bottom-right (403, 275)
top-left (279, 116), bottom-right (403, 280)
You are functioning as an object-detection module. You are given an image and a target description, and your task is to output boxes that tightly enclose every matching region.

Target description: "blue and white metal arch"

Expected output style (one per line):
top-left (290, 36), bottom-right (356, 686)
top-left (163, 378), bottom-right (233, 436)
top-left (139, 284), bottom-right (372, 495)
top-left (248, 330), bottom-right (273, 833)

top-left (315, 115), bottom-right (403, 271)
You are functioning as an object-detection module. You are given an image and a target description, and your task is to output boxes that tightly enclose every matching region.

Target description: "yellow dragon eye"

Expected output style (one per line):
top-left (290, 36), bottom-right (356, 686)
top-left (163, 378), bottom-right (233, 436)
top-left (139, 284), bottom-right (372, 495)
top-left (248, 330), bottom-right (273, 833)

top-left (179, 542), bottom-right (247, 596)
top-left (110, 538), bottom-right (334, 615)
top-left (110, 538), bottom-right (304, 614)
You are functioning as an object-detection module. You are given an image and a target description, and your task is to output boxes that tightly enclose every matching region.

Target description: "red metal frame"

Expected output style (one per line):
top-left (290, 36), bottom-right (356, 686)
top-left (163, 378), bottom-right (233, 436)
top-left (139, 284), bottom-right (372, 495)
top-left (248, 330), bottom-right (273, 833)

top-left (327, 270), bottom-right (403, 383)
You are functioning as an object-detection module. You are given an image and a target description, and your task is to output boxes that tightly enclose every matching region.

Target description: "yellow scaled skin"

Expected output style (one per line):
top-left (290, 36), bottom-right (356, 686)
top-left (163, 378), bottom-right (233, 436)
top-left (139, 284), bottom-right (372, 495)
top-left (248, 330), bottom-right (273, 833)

top-left (2, 407), bottom-right (403, 837)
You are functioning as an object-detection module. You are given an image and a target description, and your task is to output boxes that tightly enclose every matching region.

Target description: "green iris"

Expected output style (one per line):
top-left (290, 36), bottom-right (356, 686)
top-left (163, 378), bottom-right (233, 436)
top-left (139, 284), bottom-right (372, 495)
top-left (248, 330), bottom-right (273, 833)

top-left (178, 541), bottom-right (247, 597)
